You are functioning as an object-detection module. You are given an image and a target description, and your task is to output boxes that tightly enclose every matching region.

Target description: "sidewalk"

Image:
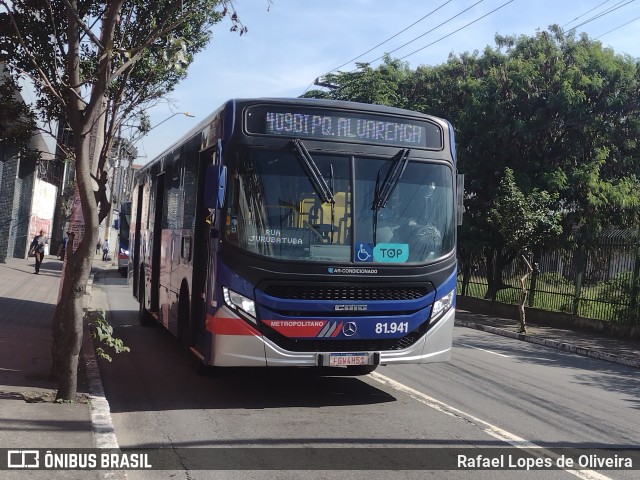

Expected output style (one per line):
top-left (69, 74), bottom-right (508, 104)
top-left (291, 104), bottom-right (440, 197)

top-left (455, 311), bottom-right (640, 369)
top-left (0, 254), bottom-right (639, 474)
top-left (0, 254), bottom-right (117, 478)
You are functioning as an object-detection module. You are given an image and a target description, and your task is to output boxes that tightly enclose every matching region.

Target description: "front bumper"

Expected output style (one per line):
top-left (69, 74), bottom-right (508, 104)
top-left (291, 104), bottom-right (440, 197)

top-left (207, 307), bottom-right (455, 368)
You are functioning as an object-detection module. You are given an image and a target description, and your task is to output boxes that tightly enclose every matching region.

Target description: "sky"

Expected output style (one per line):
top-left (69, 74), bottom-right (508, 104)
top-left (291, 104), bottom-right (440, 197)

top-left (133, 0), bottom-right (640, 163)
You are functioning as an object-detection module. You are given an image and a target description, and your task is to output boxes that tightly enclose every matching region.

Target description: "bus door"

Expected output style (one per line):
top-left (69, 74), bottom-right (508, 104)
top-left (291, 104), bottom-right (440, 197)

top-left (190, 147), bottom-right (217, 352)
top-left (132, 185), bottom-right (144, 298)
top-left (150, 173), bottom-right (165, 313)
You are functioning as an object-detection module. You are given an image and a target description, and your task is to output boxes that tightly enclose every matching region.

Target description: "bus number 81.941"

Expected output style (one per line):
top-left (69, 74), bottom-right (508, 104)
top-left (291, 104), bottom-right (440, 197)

top-left (375, 322), bottom-right (410, 334)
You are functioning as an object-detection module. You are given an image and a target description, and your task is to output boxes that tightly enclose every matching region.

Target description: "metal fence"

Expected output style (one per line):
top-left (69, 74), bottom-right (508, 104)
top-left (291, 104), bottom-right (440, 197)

top-left (457, 228), bottom-right (640, 324)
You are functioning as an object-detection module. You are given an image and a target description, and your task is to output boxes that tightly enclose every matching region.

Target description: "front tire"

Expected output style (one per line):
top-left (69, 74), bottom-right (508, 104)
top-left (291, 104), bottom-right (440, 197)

top-left (138, 279), bottom-right (154, 327)
top-left (177, 288), bottom-right (192, 349)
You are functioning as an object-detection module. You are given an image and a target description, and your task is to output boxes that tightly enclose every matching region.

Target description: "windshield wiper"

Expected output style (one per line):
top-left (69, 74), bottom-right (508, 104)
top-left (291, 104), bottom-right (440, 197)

top-left (292, 139), bottom-right (336, 244)
top-left (292, 139), bottom-right (334, 205)
top-left (372, 148), bottom-right (411, 245)
top-left (373, 148), bottom-right (410, 211)
top-left (329, 163), bottom-right (335, 243)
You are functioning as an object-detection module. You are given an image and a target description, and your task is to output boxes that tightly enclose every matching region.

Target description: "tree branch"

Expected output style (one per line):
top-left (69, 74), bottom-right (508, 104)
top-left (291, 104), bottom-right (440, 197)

top-left (60, 0), bottom-right (105, 51)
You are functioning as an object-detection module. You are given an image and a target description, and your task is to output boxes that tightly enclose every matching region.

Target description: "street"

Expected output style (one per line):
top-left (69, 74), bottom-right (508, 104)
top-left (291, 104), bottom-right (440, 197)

top-left (93, 269), bottom-right (640, 480)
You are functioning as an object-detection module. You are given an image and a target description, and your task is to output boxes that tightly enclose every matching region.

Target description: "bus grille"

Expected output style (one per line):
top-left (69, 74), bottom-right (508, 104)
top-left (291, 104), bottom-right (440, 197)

top-left (263, 284), bottom-right (430, 301)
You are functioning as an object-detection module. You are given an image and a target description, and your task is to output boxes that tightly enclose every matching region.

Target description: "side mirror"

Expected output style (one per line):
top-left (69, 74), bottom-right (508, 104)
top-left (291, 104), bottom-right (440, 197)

top-left (204, 165), bottom-right (218, 209)
top-left (204, 139), bottom-right (227, 210)
top-left (218, 165), bottom-right (227, 209)
top-left (456, 173), bottom-right (464, 226)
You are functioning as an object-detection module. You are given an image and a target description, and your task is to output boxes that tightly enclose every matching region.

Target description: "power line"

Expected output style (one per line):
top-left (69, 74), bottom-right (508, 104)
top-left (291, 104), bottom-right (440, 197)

top-left (302, 0), bottom-right (454, 93)
top-left (568, 0), bottom-right (636, 32)
top-left (397, 0), bottom-right (516, 62)
top-left (327, 0), bottom-right (454, 74)
top-left (561, 0), bottom-right (614, 28)
top-left (363, 0), bottom-right (487, 67)
top-left (595, 14), bottom-right (640, 38)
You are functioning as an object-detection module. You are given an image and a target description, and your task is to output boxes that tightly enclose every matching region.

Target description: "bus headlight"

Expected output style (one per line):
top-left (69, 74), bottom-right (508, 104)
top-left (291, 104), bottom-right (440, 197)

top-left (223, 287), bottom-right (256, 323)
top-left (430, 289), bottom-right (455, 323)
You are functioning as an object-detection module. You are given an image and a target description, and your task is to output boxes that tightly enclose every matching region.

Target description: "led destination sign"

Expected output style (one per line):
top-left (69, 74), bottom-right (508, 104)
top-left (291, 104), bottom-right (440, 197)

top-left (246, 106), bottom-right (442, 149)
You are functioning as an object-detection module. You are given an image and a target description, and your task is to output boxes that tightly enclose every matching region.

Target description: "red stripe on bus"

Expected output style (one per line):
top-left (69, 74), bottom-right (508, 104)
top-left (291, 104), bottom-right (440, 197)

top-left (206, 314), bottom-right (260, 336)
top-left (331, 322), bottom-right (344, 337)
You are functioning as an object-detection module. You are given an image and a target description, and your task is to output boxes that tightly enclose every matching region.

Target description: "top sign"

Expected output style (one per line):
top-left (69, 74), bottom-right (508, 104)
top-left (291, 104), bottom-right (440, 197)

top-left (246, 106), bottom-right (442, 149)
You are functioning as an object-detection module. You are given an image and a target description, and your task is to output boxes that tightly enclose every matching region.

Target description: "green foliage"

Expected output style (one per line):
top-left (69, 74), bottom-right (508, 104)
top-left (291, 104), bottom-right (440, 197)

top-left (85, 309), bottom-right (130, 362)
top-left (536, 272), bottom-right (572, 289)
top-left (0, 73), bottom-right (38, 158)
top-left (302, 56), bottom-right (414, 107)
top-left (488, 167), bottom-right (563, 257)
top-left (596, 271), bottom-right (640, 324)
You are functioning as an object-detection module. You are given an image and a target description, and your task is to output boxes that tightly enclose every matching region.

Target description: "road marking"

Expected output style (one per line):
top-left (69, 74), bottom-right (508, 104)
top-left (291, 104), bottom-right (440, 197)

top-left (370, 372), bottom-right (612, 480)
top-left (458, 342), bottom-right (511, 357)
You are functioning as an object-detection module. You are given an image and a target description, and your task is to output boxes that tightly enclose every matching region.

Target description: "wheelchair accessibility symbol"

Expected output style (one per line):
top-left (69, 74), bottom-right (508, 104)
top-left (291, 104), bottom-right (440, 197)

top-left (355, 243), bottom-right (373, 262)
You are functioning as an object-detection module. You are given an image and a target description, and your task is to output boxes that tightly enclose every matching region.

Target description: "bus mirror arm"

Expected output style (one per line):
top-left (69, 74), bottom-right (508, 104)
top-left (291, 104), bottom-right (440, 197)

top-left (204, 164), bottom-right (228, 209)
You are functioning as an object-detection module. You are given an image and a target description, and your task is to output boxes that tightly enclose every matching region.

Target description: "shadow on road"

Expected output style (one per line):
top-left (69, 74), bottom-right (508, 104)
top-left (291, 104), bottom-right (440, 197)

top-left (92, 270), bottom-right (397, 412)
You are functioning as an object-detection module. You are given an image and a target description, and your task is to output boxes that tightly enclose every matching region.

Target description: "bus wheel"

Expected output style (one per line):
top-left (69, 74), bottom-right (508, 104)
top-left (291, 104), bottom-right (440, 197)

top-left (138, 281), bottom-right (154, 327)
top-left (177, 288), bottom-right (191, 349)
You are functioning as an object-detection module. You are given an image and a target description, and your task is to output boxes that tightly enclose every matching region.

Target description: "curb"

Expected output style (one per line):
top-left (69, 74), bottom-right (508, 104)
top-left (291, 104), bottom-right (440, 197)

top-left (455, 319), bottom-right (640, 369)
top-left (83, 267), bottom-right (128, 479)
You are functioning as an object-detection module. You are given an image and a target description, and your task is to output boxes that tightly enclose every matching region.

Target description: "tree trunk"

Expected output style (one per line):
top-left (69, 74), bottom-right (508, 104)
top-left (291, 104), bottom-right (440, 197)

top-left (485, 247), bottom-right (507, 301)
top-left (484, 248), bottom-right (496, 300)
top-left (461, 251), bottom-right (471, 296)
top-left (517, 254), bottom-right (533, 333)
top-left (51, 144), bottom-right (100, 401)
top-left (51, 226), bottom-right (95, 401)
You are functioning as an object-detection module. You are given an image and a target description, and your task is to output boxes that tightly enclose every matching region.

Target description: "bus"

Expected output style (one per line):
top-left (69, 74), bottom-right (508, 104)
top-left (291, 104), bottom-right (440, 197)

top-left (117, 201), bottom-right (131, 276)
top-left (129, 98), bottom-right (462, 374)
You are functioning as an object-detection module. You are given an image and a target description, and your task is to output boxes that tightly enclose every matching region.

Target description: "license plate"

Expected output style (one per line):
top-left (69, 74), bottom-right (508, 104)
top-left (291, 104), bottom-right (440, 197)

top-left (326, 352), bottom-right (372, 367)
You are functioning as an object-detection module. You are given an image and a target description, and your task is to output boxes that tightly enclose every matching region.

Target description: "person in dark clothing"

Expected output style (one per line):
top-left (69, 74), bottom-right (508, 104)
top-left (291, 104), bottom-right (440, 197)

top-left (29, 229), bottom-right (48, 274)
top-left (60, 235), bottom-right (68, 261)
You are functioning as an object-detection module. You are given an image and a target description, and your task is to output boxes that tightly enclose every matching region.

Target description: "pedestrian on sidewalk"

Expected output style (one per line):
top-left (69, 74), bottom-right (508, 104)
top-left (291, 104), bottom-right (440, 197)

top-left (60, 234), bottom-right (68, 261)
top-left (96, 239), bottom-right (102, 255)
top-left (102, 238), bottom-right (109, 261)
top-left (28, 229), bottom-right (48, 274)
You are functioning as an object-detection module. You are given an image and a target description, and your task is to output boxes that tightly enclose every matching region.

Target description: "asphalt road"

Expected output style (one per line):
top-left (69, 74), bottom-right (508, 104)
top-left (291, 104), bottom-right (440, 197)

top-left (93, 270), bottom-right (639, 480)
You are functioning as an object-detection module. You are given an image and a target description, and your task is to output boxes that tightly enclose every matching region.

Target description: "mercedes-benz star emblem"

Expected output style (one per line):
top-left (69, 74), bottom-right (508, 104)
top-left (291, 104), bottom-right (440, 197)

top-left (342, 322), bottom-right (357, 337)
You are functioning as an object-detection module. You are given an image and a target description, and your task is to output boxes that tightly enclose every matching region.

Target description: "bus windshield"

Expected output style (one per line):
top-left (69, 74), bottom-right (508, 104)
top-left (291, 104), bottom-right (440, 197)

top-left (224, 148), bottom-right (454, 264)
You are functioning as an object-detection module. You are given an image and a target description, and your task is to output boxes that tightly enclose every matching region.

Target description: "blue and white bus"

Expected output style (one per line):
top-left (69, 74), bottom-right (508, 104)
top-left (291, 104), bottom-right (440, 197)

top-left (130, 98), bottom-right (461, 374)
